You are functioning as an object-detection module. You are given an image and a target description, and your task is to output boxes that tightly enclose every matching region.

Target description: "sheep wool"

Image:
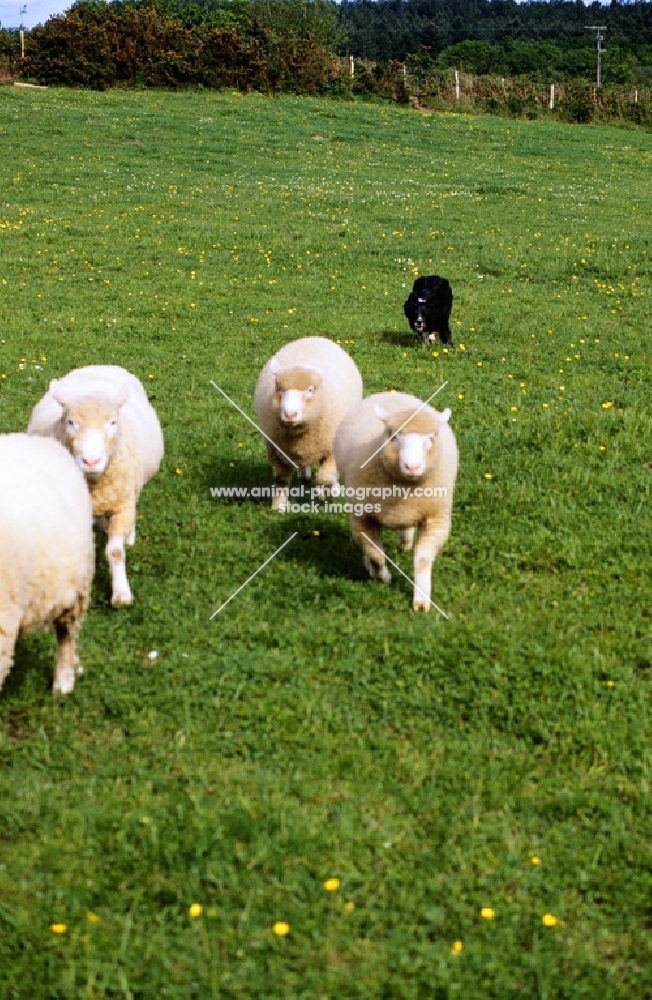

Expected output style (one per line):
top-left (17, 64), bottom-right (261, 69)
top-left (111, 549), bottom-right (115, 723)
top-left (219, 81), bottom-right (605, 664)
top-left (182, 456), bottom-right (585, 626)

top-left (28, 365), bottom-right (164, 607)
top-left (333, 391), bottom-right (458, 611)
top-left (0, 434), bottom-right (94, 695)
top-left (254, 337), bottom-right (363, 509)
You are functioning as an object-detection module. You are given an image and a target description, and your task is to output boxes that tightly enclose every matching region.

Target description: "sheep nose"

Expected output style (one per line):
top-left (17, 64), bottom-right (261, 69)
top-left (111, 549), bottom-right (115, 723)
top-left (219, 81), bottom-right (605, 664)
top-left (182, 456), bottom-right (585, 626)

top-left (404, 463), bottom-right (421, 475)
top-left (83, 455), bottom-right (102, 469)
top-left (283, 410), bottom-right (298, 421)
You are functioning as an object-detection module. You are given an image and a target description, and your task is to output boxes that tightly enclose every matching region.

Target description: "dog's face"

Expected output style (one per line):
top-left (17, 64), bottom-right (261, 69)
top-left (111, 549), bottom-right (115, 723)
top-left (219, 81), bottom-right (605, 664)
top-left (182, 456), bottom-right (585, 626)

top-left (411, 296), bottom-right (429, 334)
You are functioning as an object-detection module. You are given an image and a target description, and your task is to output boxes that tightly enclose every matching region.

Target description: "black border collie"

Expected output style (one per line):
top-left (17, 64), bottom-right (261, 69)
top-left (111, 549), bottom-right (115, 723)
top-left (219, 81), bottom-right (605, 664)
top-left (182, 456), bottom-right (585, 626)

top-left (404, 276), bottom-right (453, 345)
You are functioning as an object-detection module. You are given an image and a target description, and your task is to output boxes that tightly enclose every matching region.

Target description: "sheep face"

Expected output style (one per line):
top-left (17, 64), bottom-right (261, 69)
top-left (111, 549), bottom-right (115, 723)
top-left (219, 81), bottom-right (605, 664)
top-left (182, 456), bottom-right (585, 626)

top-left (375, 406), bottom-right (450, 481)
top-left (51, 384), bottom-right (130, 478)
top-left (272, 367), bottom-right (324, 433)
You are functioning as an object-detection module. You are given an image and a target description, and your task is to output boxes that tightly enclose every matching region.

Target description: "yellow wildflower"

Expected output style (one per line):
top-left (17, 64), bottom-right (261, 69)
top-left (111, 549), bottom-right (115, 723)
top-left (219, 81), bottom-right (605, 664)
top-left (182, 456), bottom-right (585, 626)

top-left (542, 913), bottom-right (557, 927)
top-left (189, 903), bottom-right (203, 918)
top-left (324, 878), bottom-right (341, 892)
top-left (481, 907), bottom-right (495, 920)
top-left (273, 921), bottom-right (290, 936)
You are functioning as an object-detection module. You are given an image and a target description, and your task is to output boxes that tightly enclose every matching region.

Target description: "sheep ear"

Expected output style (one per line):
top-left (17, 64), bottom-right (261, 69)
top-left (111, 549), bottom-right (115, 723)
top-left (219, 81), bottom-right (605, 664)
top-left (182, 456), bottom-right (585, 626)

top-left (374, 403), bottom-right (389, 422)
top-left (313, 364), bottom-right (333, 382)
top-left (439, 407), bottom-right (451, 424)
top-left (113, 383), bottom-right (130, 409)
top-left (50, 379), bottom-right (69, 409)
top-left (270, 358), bottom-right (281, 374)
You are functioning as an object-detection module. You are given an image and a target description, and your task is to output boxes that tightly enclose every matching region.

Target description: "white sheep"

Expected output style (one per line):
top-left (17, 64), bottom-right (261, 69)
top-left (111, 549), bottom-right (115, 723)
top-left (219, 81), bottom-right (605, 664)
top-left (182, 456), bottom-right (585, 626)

top-left (28, 365), bottom-right (164, 607)
top-left (333, 391), bottom-right (458, 611)
top-left (0, 434), bottom-right (94, 695)
top-left (254, 337), bottom-right (363, 510)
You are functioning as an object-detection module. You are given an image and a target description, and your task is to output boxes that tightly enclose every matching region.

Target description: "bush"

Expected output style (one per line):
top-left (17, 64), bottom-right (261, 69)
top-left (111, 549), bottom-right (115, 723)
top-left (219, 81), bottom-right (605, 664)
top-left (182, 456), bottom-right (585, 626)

top-left (23, 1), bottom-right (340, 92)
top-left (558, 81), bottom-right (594, 123)
top-left (0, 27), bottom-right (21, 79)
top-left (352, 64), bottom-right (378, 95)
top-left (507, 93), bottom-right (524, 116)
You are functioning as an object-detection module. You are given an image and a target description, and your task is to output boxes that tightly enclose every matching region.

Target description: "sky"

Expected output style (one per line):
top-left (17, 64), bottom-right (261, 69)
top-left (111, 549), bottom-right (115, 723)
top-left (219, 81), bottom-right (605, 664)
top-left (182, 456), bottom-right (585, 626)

top-left (0, 0), bottom-right (607, 29)
top-left (1, 0), bottom-right (71, 27)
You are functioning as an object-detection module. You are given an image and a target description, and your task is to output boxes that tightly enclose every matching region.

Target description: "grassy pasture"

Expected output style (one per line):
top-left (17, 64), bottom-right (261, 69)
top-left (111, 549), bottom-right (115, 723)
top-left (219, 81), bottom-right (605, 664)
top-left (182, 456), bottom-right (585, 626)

top-left (0, 87), bottom-right (651, 998)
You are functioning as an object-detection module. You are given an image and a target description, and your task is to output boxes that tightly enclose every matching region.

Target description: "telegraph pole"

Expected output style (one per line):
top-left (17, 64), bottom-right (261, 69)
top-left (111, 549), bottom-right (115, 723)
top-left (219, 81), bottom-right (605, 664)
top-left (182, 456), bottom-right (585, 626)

top-left (585, 25), bottom-right (606, 87)
top-left (19, 5), bottom-right (27, 59)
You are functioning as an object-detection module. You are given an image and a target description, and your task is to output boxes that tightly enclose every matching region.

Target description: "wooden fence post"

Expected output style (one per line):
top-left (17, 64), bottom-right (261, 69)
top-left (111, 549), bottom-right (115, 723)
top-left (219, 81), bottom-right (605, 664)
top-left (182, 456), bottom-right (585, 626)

top-left (549, 84), bottom-right (555, 110)
top-left (349, 55), bottom-right (354, 78)
top-left (455, 69), bottom-right (460, 101)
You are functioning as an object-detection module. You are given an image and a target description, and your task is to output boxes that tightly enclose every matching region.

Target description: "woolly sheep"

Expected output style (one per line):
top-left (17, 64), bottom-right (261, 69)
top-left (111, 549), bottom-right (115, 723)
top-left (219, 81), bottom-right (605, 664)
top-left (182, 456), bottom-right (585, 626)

top-left (28, 365), bottom-right (164, 607)
top-left (333, 391), bottom-right (458, 611)
top-left (254, 337), bottom-right (363, 510)
top-left (0, 434), bottom-right (94, 695)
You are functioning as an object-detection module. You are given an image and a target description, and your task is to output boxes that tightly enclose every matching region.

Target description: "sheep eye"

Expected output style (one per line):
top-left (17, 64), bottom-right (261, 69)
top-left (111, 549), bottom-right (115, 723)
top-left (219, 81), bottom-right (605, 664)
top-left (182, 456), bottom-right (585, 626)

top-left (66, 417), bottom-right (75, 429)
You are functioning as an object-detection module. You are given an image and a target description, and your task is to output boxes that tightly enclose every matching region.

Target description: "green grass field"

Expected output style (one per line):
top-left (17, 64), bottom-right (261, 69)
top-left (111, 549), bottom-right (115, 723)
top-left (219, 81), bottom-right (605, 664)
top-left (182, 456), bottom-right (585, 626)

top-left (0, 86), bottom-right (651, 999)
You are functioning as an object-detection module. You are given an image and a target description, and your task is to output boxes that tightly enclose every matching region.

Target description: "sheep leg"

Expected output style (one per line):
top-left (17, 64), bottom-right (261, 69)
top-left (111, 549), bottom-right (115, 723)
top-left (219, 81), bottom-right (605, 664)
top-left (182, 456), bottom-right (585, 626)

top-left (105, 508), bottom-right (136, 606)
top-left (314, 454), bottom-right (339, 498)
top-left (412, 515), bottom-right (451, 612)
top-left (398, 527), bottom-right (415, 552)
top-left (352, 516), bottom-right (391, 584)
top-left (265, 442), bottom-right (292, 511)
top-left (53, 589), bottom-right (88, 696)
top-left (0, 605), bottom-right (21, 692)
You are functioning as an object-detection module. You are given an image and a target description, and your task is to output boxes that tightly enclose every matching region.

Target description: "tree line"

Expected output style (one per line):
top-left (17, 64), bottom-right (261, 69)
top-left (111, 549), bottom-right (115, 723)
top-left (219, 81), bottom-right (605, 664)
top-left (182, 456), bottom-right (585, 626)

top-left (339, 0), bottom-right (652, 55)
top-left (1, 0), bottom-right (651, 96)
